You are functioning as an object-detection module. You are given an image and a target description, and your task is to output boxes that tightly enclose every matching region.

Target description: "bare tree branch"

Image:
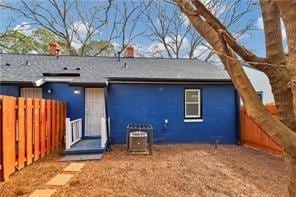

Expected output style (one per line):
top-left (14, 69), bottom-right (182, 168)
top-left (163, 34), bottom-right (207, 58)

top-left (144, 0), bottom-right (257, 60)
top-left (0, 0), bottom-right (112, 55)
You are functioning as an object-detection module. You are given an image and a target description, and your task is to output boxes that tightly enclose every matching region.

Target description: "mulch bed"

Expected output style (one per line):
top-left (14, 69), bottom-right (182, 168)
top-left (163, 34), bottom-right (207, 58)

top-left (0, 144), bottom-right (288, 196)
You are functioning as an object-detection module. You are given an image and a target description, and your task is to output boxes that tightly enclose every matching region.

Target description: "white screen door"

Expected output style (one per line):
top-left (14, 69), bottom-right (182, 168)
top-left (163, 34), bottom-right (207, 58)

top-left (21, 88), bottom-right (42, 98)
top-left (85, 88), bottom-right (105, 136)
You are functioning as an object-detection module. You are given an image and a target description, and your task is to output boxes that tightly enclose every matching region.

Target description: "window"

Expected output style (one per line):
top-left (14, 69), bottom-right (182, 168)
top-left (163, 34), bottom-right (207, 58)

top-left (256, 91), bottom-right (263, 102)
top-left (21, 88), bottom-right (42, 98)
top-left (185, 89), bottom-right (202, 119)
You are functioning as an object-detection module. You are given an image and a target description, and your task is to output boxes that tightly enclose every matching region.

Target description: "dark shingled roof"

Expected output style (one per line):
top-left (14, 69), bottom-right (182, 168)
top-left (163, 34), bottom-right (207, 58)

top-left (0, 54), bottom-right (230, 85)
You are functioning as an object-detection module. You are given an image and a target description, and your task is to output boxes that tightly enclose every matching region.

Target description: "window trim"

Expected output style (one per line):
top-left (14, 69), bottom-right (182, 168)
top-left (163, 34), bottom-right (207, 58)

top-left (184, 88), bottom-right (202, 120)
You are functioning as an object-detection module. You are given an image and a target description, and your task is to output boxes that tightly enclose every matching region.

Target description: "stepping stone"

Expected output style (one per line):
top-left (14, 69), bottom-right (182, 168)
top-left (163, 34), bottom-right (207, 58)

top-left (29, 189), bottom-right (56, 197)
top-left (64, 163), bottom-right (85, 172)
top-left (46, 174), bottom-right (74, 186)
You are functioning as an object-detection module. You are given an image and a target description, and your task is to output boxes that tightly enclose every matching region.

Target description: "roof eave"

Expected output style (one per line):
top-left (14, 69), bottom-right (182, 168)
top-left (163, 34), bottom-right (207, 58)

top-left (0, 81), bottom-right (35, 86)
top-left (69, 82), bottom-right (107, 87)
top-left (107, 77), bottom-right (232, 83)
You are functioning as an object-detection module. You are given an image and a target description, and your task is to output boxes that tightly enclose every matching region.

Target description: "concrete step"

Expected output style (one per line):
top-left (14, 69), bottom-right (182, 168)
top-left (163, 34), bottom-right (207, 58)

top-left (63, 148), bottom-right (105, 155)
top-left (60, 153), bottom-right (104, 161)
top-left (64, 138), bottom-right (106, 155)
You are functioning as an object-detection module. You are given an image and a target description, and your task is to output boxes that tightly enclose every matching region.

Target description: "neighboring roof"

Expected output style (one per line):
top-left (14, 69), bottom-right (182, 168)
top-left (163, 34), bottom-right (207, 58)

top-left (0, 54), bottom-right (230, 85)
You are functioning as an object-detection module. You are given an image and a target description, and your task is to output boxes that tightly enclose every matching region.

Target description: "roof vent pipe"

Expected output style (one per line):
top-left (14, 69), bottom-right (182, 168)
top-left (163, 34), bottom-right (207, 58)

top-left (117, 51), bottom-right (121, 62)
top-left (56, 48), bottom-right (60, 59)
top-left (25, 60), bottom-right (30, 65)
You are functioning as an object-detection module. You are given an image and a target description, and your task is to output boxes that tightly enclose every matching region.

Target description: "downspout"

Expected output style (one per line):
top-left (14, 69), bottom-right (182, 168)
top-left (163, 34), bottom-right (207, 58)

top-left (104, 81), bottom-right (112, 150)
top-left (235, 89), bottom-right (241, 145)
top-left (34, 77), bottom-right (46, 87)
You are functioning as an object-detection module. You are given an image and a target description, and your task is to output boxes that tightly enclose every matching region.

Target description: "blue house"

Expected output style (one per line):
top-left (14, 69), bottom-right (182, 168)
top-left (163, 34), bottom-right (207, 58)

top-left (0, 53), bottom-right (239, 153)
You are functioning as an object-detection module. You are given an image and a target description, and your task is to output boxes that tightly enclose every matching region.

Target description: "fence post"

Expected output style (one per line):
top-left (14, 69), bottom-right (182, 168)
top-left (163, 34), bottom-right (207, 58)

top-left (2, 96), bottom-right (17, 181)
top-left (79, 119), bottom-right (82, 139)
top-left (17, 98), bottom-right (25, 169)
top-left (33, 99), bottom-right (40, 161)
top-left (26, 98), bottom-right (33, 165)
top-left (56, 102), bottom-right (60, 149)
top-left (51, 100), bottom-right (56, 150)
top-left (65, 118), bottom-right (71, 150)
top-left (46, 100), bottom-right (51, 155)
top-left (40, 99), bottom-right (46, 157)
top-left (0, 96), bottom-right (3, 181)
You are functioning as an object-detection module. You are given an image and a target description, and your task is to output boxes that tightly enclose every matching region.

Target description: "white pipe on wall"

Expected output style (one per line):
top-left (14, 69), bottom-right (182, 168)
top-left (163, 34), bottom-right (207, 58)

top-left (101, 117), bottom-right (107, 148)
top-left (65, 118), bottom-right (71, 150)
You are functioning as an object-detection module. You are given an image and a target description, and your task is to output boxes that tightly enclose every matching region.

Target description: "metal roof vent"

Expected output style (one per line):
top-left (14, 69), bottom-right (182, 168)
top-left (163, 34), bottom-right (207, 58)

top-left (63, 67), bottom-right (68, 70)
top-left (76, 67), bottom-right (80, 70)
top-left (5, 63), bottom-right (11, 66)
top-left (123, 62), bottom-right (128, 69)
top-left (117, 51), bottom-right (121, 62)
top-left (25, 60), bottom-right (30, 66)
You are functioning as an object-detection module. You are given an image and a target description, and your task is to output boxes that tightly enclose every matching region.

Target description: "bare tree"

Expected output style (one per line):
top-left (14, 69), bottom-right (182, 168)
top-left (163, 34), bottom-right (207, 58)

top-left (145, 0), bottom-right (256, 60)
top-left (99, 0), bottom-right (152, 56)
top-left (175, 0), bottom-right (296, 196)
top-left (144, 1), bottom-right (199, 58)
top-left (0, 0), bottom-right (112, 56)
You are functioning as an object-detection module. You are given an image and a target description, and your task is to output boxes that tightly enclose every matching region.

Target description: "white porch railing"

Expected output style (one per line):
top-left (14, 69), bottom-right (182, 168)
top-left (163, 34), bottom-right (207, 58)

top-left (65, 118), bottom-right (82, 150)
top-left (101, 117), bottom-right (108, 148)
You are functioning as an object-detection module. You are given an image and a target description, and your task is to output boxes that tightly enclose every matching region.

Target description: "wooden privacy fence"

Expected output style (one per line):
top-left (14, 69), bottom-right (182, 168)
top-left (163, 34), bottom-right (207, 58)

top-left (0, 95), bottom-right (67, 181)
top-left (240, 105), bottom-right (283, 155)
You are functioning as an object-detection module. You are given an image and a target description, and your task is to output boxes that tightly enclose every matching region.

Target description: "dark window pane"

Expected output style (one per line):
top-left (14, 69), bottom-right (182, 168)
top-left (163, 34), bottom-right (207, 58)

top-left (186, 91), bottom-right (199, 102)
top-left (186, 103), bottom-right (199, 117)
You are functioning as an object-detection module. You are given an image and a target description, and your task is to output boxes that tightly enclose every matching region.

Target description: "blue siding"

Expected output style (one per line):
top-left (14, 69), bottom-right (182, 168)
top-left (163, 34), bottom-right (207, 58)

top-left (0, 83), bottom-right (86, 135)
top-left (0, 85), bottom-right (19, 97)
top-left (107, 84), bottom-right (237, 144)
top-left (42, 83), bottom-right (85, 135)
top-left (0, 82), bottom-right (89, 137)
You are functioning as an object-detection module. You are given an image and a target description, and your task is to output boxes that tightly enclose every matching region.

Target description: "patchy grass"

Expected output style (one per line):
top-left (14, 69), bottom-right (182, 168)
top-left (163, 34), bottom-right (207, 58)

top-left (0, 144), bottom-right (288, 197)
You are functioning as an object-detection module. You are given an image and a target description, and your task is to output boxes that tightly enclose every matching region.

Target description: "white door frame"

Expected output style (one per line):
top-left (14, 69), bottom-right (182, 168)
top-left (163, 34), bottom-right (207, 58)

top-left (84, 88), bottom-right (106, 137)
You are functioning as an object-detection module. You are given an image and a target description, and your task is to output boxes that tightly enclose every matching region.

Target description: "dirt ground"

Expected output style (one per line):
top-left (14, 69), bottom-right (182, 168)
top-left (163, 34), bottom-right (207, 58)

top-left (0, 144), bottom-right (288, 197)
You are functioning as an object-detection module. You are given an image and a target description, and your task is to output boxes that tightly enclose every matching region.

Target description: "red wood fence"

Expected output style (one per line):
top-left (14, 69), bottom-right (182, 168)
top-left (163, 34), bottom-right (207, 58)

top-left (240, 105), bottom-right (283, 156)
top-left (0, 95), bottom-right (67, 181)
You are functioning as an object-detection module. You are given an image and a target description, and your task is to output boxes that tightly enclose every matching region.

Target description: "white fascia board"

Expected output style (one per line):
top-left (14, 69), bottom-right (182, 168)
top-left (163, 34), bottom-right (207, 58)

top-left (44, 76), bottom-right (75, 82)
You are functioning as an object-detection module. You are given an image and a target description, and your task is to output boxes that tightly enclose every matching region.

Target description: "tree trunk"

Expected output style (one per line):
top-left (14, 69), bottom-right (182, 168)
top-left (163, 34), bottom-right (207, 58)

top-left (265, 68), bottom-right (296, 130)
top-left (175, 0), bottom-right (296, 156)
top-left (175, 1), bottom-right (296, 196)
top-left (276, 4), bottom-right (296, 192)
top-left (285, 154), bottom-right (296, 196)
top-left (276, 1), bottom-right (296, 122)
top-left (260, 0), bottom-right (296, 131)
